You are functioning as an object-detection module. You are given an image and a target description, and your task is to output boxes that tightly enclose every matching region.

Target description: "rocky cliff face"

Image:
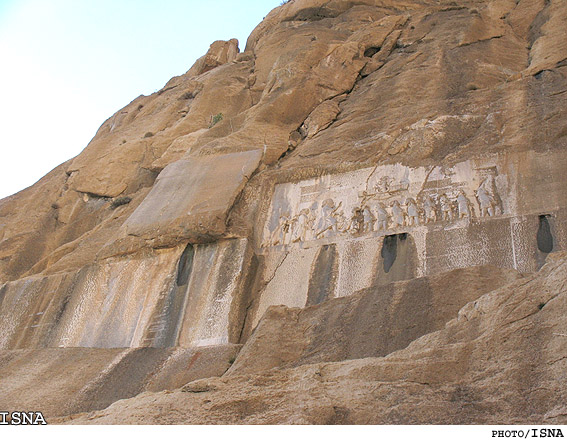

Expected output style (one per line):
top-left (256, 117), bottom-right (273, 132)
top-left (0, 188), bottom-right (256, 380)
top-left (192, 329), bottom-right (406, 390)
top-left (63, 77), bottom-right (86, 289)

top-left (1, 0), bottom-right (566, 424)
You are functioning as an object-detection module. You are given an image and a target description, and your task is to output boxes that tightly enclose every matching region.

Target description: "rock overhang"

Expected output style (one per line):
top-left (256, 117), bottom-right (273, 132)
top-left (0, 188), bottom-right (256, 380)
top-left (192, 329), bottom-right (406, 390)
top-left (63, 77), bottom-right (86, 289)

top-left (121, 149), bottom-right (263, 245)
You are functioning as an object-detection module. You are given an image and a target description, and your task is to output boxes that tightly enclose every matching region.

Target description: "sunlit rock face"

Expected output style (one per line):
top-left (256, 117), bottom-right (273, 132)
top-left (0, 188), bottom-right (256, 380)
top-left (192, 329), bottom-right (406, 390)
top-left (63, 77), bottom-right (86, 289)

top-left (0, 345), bottom-right (240, 418)
top-left (1, 0), bottom-right (567, 424)
top-left (122, 151), bottom-right (262, 246)
top-left (247, 150), bottom-right (567, 329)
top-left (0, 239), bottom-right (250, 349)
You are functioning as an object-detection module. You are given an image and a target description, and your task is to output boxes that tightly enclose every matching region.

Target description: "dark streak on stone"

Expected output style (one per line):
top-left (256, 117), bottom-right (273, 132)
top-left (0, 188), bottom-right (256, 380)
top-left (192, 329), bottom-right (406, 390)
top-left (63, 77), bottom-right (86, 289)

top-left (537, 215), bottom-right (554, 253)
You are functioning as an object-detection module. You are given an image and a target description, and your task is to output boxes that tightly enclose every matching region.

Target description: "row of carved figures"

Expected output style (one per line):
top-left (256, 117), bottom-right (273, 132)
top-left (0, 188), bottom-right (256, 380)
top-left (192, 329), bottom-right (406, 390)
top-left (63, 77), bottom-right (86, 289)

top-left (265, 178), bottom-right (503, 247)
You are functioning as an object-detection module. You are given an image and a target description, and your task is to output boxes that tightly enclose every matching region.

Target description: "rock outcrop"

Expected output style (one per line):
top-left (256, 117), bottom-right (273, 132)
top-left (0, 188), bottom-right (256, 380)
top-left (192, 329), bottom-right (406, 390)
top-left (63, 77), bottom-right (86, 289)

top-left (56, 253), bottom-right (567, 424)
top-left (1, 0), bottom-right (566, 424)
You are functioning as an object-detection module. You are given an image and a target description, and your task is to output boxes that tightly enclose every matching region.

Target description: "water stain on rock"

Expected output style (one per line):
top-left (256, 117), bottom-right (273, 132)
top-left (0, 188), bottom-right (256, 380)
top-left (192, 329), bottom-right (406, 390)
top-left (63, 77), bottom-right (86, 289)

top-left (537, 215), bottom-right (554, 254)
top-left (307, 244), bottom-right (338, 306)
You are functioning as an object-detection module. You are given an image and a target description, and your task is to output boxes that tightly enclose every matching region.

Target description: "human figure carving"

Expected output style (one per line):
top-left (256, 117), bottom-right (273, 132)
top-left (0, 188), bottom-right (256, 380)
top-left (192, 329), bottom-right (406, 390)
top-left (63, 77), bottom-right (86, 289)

top-left (291, 208), bottom-right (311, 243)
top-left (270, 213), bottom-right (292, 246)
top-left (476, 187), bottom-right (494, 217)
top-left (335, 210), bottom-right (349, 233)
top-left (307, 209), bottom-right (317, 239)
top-left (390, 200), bottom-right (405, 227)
top-left (362, 205), bottom-right (375, 233)
top-left (376, 176), bottom-right (392, 193)
top-left (476, 176), bottom-right (502, 216)
top-left (346, 207), bottom-right (365, 235)
top-left (456, 190), bottom-right (471, 219)
top-left (423, 195), bottom-right (437, 223)
top-left (375, 202), bottom-right (389, 231)
top-left (406, 198), bottom-right (420, 226)
top-left (316, 199), bottom-right (342, 238)
top-left (439, 194), bottom-right (453, 221)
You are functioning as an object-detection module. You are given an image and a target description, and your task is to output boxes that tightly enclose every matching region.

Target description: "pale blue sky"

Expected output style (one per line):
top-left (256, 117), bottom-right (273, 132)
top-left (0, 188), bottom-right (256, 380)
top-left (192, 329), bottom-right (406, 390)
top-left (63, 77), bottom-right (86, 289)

top-left (0, 0), bottom-right (282, 199)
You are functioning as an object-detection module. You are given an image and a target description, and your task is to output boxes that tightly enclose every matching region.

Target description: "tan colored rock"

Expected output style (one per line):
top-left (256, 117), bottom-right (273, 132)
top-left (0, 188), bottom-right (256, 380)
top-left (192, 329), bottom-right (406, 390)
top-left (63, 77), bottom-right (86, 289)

top-left (187, 39), bottom-right (240, 76)
top-left (56, 253), bottom-right (567, 424)
top-left (121, 150), bottom-right (262, 246)
top-left (0, 345), bottom-right (240, 418)
top-left (228, 265), bottom-right (522, 376)
top-left (0, 0), bottom-right (566, 425)
top-left (299, 96), bottom-right (343, 139)
top-left (2, 0), bottom-right (562, 282)
top-left (525, 0), bottom-right (567, 75)
top-left (149, 128), bottom-right (207, 171)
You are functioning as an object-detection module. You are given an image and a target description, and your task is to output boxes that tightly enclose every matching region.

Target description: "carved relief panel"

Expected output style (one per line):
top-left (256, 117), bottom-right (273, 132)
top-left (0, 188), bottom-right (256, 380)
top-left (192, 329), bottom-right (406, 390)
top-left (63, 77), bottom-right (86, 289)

top-left (262, 161), bottom-right (508, 249)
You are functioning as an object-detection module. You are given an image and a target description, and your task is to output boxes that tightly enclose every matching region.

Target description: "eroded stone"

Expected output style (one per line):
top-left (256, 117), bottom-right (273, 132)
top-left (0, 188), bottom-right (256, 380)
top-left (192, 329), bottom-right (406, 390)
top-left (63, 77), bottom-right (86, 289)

top-left (123, 151), bottom-right (262, 245)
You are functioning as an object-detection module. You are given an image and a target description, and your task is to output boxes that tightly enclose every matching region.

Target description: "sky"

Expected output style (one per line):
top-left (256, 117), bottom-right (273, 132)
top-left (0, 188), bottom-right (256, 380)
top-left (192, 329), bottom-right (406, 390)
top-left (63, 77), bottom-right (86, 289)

top-left (0, 0), bottom-right (282, 199)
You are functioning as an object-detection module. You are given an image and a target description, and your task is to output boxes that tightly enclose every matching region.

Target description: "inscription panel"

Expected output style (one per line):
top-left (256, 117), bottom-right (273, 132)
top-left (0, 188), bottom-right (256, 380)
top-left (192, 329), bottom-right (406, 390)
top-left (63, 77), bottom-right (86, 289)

top-left (262, 160), bottom-right (509, 250)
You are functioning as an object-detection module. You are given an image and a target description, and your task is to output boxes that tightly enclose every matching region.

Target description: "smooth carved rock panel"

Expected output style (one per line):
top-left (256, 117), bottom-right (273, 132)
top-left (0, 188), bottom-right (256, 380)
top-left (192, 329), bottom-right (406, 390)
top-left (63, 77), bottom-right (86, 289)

top-left (176, 239), bottom-right (249, 347)
top-left (124, 150), bottom-right (262, 242)
top-left (253, 247), bottom-right (319, 328)
top-left (253, 152), bottom-right (567, 321)
top-left (0, 240), bottom-right (249, 349)
top-left (0, 248), bottom-right (183, 349)
top-left (262, 159), bottom-right (509, 250)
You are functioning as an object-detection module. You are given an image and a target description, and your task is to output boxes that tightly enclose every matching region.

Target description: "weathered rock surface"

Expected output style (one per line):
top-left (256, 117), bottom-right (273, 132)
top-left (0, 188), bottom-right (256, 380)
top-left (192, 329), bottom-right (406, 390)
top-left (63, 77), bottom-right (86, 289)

top-left (57, 253), bottom-right (567, 424)
top-left (1, 0), bottom-right (565, 282)
top-left (1, 0), bottom-right (566, 425)
top-left (122, 150), bottom-right (262, 247)
top-left (0, 345), bottom-right (240, 418)
top-left (227, 265), bottom-right (522, 376)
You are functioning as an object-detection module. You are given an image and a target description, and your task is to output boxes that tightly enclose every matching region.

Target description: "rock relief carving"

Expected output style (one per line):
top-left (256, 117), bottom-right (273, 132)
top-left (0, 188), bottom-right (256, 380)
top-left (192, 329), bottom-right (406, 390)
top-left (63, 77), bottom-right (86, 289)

top-left (475, 176), bottom-right (503, 217)
top-left (406, 198), bottom-right (420, 226)
top-left (422, 195), bottom-right (437, 223)
top-left (457, 190), bottom-right (472, 219)
top-left (291, 208), bottom-right (314, 243)
top-left (439, 194), bottom-right (453, 222)
top-left (316, 199), bottom-right (342, 239)
top-left (374, 202), bottom-right (389, 231)
top-left (263, 163), bottom-right (507, 248)
top-left (390, 200), bottom-right (405, 228)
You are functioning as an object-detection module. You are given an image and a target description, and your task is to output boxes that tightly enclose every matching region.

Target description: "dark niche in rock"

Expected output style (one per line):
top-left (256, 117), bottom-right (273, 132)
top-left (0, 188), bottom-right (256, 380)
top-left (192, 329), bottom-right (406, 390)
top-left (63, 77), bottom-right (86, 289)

top-left (537, 215), bottom-right (554, 254)
top-left (364, 46), bottom-right (381, 58)
top-left (381, 233), bottom-right (407, 273)
top-left (177, 244), bottom-right (195, 286)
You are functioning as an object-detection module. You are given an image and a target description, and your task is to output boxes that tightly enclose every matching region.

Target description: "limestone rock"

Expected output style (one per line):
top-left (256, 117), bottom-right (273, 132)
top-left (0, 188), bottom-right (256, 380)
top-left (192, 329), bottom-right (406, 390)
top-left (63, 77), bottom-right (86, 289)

top-left (0, 0), bottom-right (566, 425)
top-left (187, 39), bottom-right (240, 76)
top-left (227, 265), bottom-right (522, 376)
top-left (181, 378), bottom-right (225, 393)
top-left (299, 96), bottom-right (343, 139)
top-left (121, 150), bottom-right (262, 246)
top-left (0, 345), bottom-right (240, 418)
top-left (56, 254), bottom-right (567, 424)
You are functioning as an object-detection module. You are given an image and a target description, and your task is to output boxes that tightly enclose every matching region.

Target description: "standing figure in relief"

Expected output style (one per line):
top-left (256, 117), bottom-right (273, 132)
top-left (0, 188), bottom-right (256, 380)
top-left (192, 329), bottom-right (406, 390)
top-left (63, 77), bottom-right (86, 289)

top-left (347, 207), bottom-right (365, 235)
top-left (291, 208), bottom-right (311, 243)
top-left (335, 210), bottom-right (349, 233)
top-left (362, 205), bottom-right (375, 233)
top-left (456, 190), bottom-right (471, 219)
top-left (439, 194), bottom-right (453, 221)
top-left (307, 209), bottom-right (317, 240)
top-left (406, 198), bottom-right (420, 226)
top-left (316, 199), bottom-right (341, 238)
top-left (270, 213), bottom-right (292, 246)
top-left (477, 176), bottom-right (502, 216)
top-left (287, 214), bottom-right (298, 244)
top-left (391, 200), bottom-right (405, 228)
top-left (476, 187), bottom-right (494, 217)
top-left (422, 195), bottom-right (437, 223)
top-left (375, 202), bottom-right (389, 231)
